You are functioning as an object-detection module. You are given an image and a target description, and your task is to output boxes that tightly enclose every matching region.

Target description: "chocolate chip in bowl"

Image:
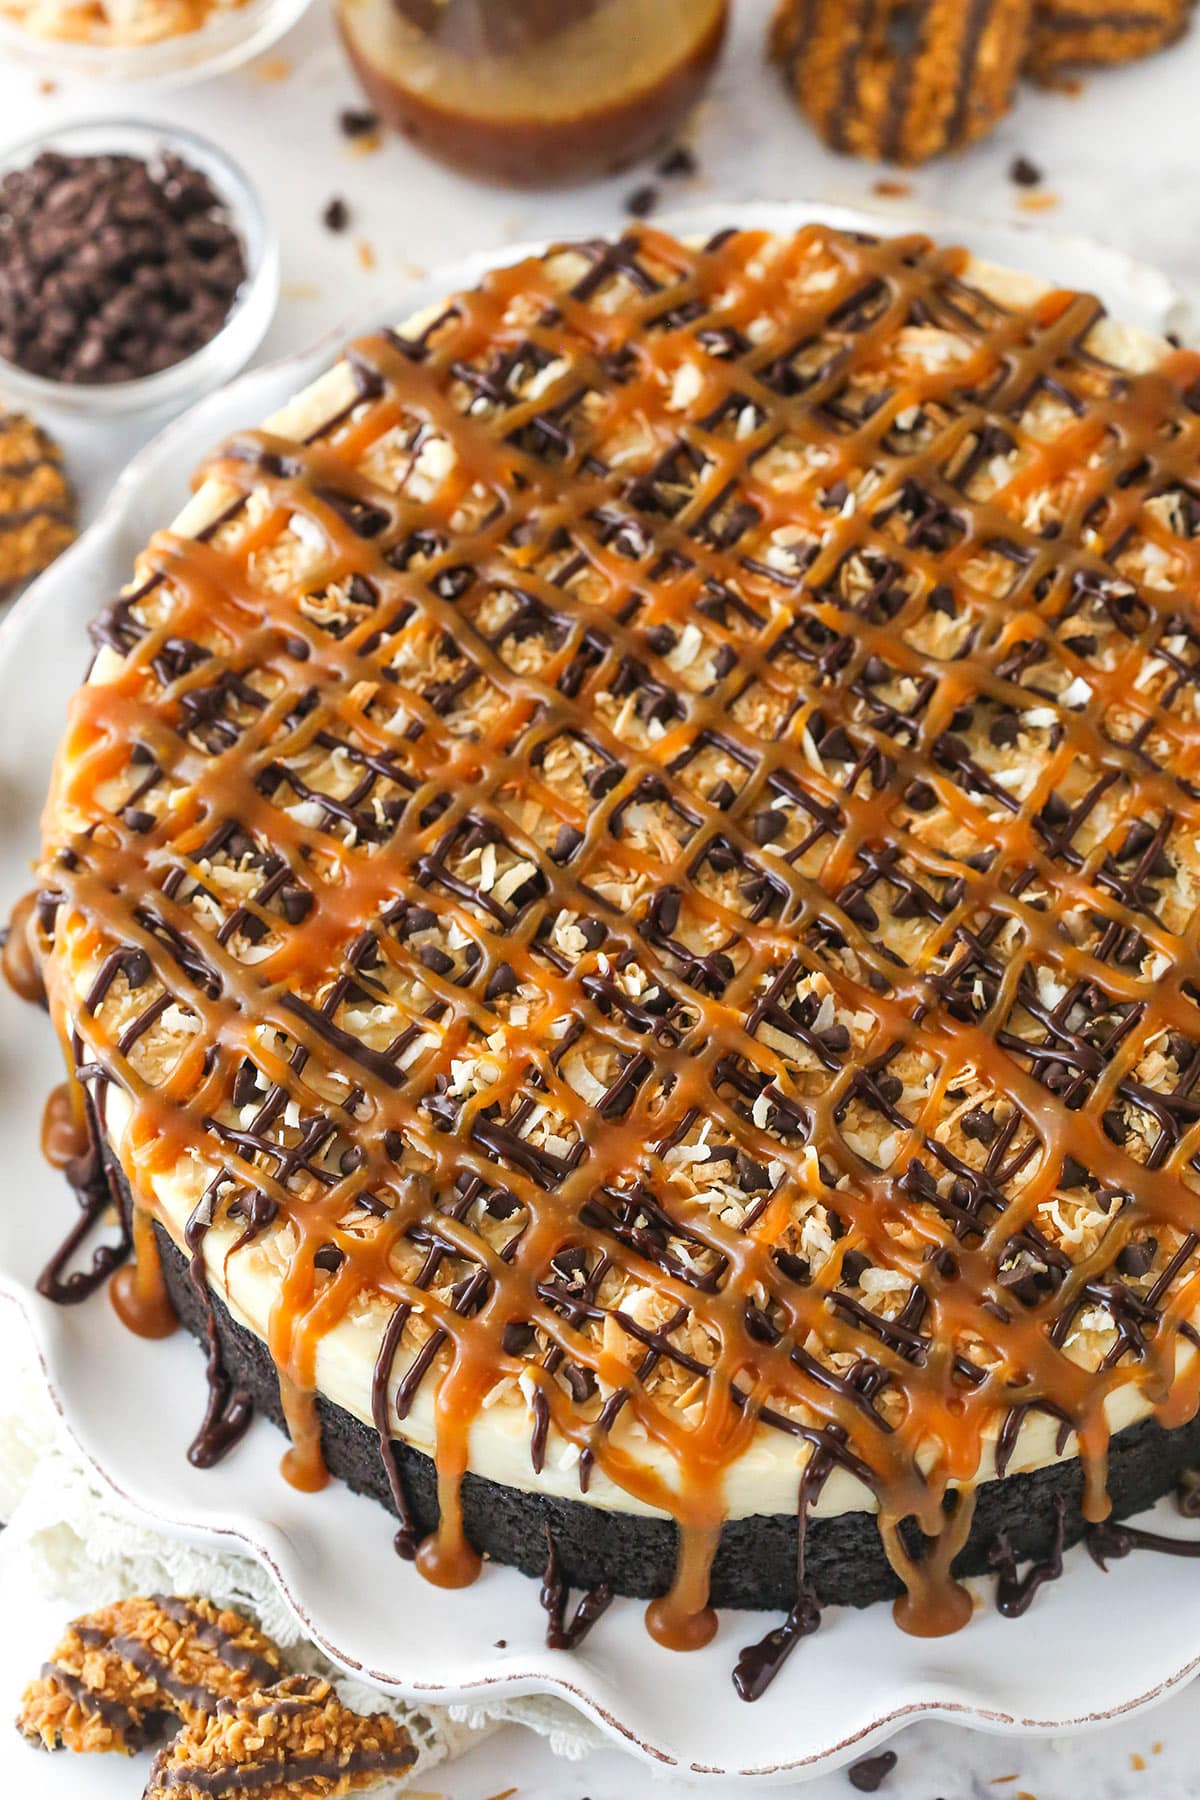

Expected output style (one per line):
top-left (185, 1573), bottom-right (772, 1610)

top-left (0, 121), bottom-right (278, 418)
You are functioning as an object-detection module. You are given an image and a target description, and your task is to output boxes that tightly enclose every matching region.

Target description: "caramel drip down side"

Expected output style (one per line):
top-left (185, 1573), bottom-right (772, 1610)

top-left (32, 222), bottom-right (1200, 1650)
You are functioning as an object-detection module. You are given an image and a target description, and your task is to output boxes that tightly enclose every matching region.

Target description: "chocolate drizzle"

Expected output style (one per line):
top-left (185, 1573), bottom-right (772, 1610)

top-left (733, 1454), bottom-right (826, 1701)
top-left (987, 1490), bottom-right (1066, 1617)
top-left (31, 221), bottom-right (1200, 1656)
top-left (1086, 1516), bottom-right (1200, 1568)
top-left (185, 1184), bottom-right (254, 1468)
top-left (539, 1521), bottom-right (613, 1649)
top-left (35, 1084), bottom-right (131, 1305)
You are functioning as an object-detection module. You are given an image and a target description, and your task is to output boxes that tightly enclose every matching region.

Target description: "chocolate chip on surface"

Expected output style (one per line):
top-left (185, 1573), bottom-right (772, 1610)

top-left (625, 183), bottom-right (659, 217)
top-left (339, 108), bottom-right (380, 138)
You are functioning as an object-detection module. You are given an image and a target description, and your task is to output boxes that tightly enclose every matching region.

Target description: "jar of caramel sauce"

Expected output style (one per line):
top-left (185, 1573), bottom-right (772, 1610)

top-left (336, 0), bottom-right (729, 186)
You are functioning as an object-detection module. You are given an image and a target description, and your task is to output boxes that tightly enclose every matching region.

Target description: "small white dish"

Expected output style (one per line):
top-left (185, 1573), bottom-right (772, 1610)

top-left (0, 118), bottom-right (279, 419)
top-left (1, 204), bottom-right (1199, 1786)
top-left (0, 0), bottom-right (312, 90)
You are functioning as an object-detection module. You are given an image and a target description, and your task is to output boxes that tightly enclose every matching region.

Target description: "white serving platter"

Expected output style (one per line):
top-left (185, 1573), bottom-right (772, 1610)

top-left (3, 203), bottom-right (1200, 1786)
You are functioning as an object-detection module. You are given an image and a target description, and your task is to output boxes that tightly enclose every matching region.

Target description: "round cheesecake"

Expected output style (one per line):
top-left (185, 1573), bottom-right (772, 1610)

top-left (32, 222), bottom-right (1200, 1652)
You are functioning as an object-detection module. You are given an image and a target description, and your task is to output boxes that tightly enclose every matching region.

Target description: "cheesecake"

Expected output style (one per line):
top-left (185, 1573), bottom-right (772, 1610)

top-left (32, 222), bottom-right (1200, 1669)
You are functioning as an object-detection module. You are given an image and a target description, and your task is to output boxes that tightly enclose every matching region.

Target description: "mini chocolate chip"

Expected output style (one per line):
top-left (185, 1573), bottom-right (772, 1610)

top-left (502, 1320), bottom-right (534, 1356)
top-left (843, 892), bottom-right (878, 930)
top-left (961, 1106), bottom-right (997, 1144)
top-left (1009, 155), bottom-right (1043, 187)
top-left (339, 1145), bottom-right (365, 1175)
top-left (418, 943), bottom-right (454, 976)
top-left (552, 823), bottom-right (584, 863)
top-left (122, 807), bottom-right (155, 834)
top-left (655, 889), bottom-right (681, 935)
top-left (123, 948), bottom-right (151, 988)
top-left (322, 196), bottom-right (350, 233)
top-left (751, 808), bottom-right (785, 844)
top-left (738, 1156), bottom-right (771, 1193)
top-left (657, 145), bottom-right (698, 179)
top-left (875, 1073), bottom-right (903, 1106)
top-left (232, 1060), bottom-right (261, 1110)
top-left (819, 725), bottom-right (856, 762)
top-left (904, 779), bottom-right (936, 812)
top-left (279, 884), bottom-right (313, 924)
top-left (562, 1361), bottom-right (596, 1402)
top-left (708, 778), bottom-right (737, 809)
top-left (1060, 1155), bottom-right (1089, 1189)
top-left (988, 712), bottom-right (1019, 748)
top-left (773, 1248), bottom-right (810, 1284)
top-left (840, 1249), bottom-right (870, 1286)
top-left (578, 916), bottom-right (607, 951)
top-left (339, 108), bottom-right (380, 137)
top-left (1116, 1237), bottom-right (1156, 1278)
top-left (928, 583), bottom-right (957, 616)
top-left (484, 960), bottom-right (518, 1002)
top-left (588, 762), bottom-right (622, 799)
top-left (1102, 1108), bottom-right (1128, 1145)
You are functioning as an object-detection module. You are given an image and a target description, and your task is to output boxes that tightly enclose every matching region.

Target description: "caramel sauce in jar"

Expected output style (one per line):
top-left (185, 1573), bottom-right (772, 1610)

top-left (337, 0), bottom-right (728, 185)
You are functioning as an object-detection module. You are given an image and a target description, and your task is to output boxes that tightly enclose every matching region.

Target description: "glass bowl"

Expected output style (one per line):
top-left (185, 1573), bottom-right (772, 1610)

top-left (0, 0), bottom-right (312, 89)
top-left (0, 119), bottom-right (280, 420)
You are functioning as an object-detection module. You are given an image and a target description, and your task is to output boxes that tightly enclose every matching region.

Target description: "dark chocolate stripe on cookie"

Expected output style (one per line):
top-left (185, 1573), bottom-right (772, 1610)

top-left (40, 1662), bottom-right (144, 1743)
top-left (158, 1744), bottom-right (417, 1796)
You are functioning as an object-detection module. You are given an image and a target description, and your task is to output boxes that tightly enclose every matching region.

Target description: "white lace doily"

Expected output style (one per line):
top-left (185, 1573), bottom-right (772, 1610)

top-left (0, 1298), bottom-right (605, 1788)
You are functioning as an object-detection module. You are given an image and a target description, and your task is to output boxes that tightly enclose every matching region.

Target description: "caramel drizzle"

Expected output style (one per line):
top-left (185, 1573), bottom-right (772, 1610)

top-left (33, 222), bottom-right (1200, 1651)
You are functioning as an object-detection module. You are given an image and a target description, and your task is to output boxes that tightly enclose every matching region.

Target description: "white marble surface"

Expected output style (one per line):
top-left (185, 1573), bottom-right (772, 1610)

top-left (4, 4), bottom-right (1200, 1795)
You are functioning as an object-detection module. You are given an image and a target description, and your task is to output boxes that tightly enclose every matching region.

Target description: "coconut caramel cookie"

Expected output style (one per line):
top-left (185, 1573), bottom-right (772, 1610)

top-left (16, 1595), bottom-right (284, 1756)
top-left (1027, 0), bottom-right (1193, 78)
top-left (143, 1676), bottom-right (416, 1800)
top-left (770, 0), bottom-right (1033, 163)
top-left (0, 410), bottom-right (75, 601)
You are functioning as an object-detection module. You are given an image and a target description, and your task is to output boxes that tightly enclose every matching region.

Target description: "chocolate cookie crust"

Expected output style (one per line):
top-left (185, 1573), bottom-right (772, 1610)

top-left (151, 1205), bottom-right (1200, 1612)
